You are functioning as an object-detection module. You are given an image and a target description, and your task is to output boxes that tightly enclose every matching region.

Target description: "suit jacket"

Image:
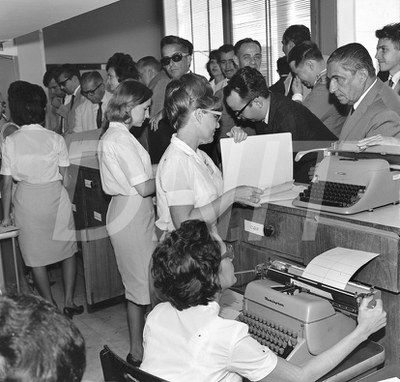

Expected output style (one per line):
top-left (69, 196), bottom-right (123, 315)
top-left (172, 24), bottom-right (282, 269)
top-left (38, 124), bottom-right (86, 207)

top-left (254, 92), bottom-right (337, 183)
top-left (339, 79), bottom-right (400, 141)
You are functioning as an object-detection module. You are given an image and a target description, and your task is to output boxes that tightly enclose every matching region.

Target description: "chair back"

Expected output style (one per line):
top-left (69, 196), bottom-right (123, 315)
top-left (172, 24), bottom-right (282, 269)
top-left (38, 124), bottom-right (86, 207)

top-left (100, 345), bottom-right (169, 382)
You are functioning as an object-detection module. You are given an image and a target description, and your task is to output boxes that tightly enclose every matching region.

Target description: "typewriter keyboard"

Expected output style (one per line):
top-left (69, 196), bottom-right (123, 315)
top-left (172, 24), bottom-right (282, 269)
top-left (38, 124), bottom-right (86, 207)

top-left (298, 181), bottom-right (366, 208)
top-left (239, 310), bottom-right (298, 358)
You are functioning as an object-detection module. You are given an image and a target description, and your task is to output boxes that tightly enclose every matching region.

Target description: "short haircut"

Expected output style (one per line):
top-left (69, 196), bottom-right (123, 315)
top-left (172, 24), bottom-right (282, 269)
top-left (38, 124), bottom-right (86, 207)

top-left (276, 56), bottom-right (290, 76)
top-left (234, 38), bottom-right (262, 55)
top-left (56, 64), bottom-right (81, 81)
top-left (375, 23), bottom-right (400, 50)
top-left (8, 81), bottom-right (47, 126)
top-left (218, 43), bottom-right (235, 56)
top-left (136, 56), bottom-right (162, 73)
top-left (151, 220), bottom-right (221, 311)
top-left (43, 65), bottom-right (62, 87)
top-left (105, 52), bottom-right (139, 82)
top-left (224, 66), bottom-right (270, 101)
top-left (106, 79), bottom-right (152, 123)
top-left (282, 24), bottom-right (311, 45)
top-left (80, 71), bottom-right (103, 86)
top-left (0, 293), bottom-right (85, 382)
top-left (164, 73), bottom-right (220, 130)
top-left (327, 42), bottom-right (376, 78)
top-left (287, 40), bottom-right (323, 67)
top-left (206, 50), bottom-right (221, 76)
top-left (160, 35), bottom-right (193, 55)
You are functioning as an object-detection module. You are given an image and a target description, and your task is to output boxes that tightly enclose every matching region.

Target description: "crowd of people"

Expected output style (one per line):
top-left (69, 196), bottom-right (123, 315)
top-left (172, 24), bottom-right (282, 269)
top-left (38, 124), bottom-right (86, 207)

top-left (0, 21), bottom-right (399, 381)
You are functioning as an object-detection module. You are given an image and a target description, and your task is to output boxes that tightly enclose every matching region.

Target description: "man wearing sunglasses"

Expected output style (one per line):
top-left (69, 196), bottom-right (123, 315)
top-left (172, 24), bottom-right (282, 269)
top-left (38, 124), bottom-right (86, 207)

top-left (148, 35), bottom-right (195, 164)
top-left (56, 64), bottom-right (85, 136)
top-left (224, 67), bottom-right (337, 184)
top-left (73, 71), bottom-right (112, 133)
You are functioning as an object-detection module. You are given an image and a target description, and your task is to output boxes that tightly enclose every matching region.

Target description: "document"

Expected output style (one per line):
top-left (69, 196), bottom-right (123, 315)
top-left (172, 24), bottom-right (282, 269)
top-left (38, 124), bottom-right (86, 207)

top-left (220, 133), bottom-right (293, 193)
top-left (302, 247), bottom-right (380, 290)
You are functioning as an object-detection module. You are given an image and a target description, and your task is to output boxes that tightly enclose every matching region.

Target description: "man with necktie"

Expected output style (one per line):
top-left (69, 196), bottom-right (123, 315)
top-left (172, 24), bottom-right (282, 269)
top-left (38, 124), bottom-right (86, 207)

top-left (375, 23), bottom-right (400, 96)
top-left (73, 71), bottom-right (112, 133)
top-left (327, 42), bottom-right (400, 141)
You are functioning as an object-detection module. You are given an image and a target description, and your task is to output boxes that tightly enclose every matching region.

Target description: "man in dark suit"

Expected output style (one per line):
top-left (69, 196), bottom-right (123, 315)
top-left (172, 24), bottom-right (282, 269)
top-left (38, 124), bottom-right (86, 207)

top-left (327, 42), bottom-right (400, 141)
top-left (224, 67), bottom-right (337, 183)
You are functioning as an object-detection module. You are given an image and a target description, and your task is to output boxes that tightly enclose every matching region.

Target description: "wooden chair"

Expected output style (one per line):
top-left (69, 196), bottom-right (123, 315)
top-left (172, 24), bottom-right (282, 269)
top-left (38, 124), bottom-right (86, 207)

top-left (100, 345), bottom-right (169, 382)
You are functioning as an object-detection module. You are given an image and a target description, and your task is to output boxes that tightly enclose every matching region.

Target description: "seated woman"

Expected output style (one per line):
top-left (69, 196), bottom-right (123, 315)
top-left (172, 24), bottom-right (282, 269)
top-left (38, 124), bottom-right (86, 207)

top-left (141, 219), bottom-right (387, 382)
top-left (156, 73), bottom-right (261, 252)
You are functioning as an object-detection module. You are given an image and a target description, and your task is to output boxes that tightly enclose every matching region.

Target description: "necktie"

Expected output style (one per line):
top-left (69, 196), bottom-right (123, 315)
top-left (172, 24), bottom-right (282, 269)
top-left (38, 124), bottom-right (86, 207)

top-left (350, 106), bottom-right (355, 115)
top-left (389, 75), bottom-right (394, 88)
top-left (96, 102), bottom-right (103, 129)
top-left (70, 95), bottom-right (75, 110)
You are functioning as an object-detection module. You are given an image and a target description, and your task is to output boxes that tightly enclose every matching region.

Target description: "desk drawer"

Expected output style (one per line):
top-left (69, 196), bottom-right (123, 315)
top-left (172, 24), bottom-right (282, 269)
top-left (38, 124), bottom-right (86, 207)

top-left (240, 207), bottom-right (305, 260)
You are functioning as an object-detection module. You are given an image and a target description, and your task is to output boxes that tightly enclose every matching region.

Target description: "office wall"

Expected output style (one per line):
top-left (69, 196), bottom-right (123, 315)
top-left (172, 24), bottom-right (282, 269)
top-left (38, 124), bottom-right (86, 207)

top-left (43, 0), bottom-right (163, 65)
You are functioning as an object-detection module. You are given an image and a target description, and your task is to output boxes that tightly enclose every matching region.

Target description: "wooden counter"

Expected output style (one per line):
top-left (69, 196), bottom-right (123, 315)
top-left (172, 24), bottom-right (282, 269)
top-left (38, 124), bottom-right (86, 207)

top-left (226, 200), bottom-right (400, 365)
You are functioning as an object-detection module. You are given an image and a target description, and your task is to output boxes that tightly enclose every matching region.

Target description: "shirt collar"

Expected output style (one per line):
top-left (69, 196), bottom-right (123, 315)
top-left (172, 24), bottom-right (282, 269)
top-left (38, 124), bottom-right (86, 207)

top-left (353, 79), bottom-right (377, 110)
top-left (314, 68), bottom-right (327, 86)
top-left (73, 85), bottom-right (81, 97)
top-left (391, 71), bottom-right (400, 86)
top-left (171, 134), bottom-right (199, 157)
top-left (109, 121), bottom-right (129, 131)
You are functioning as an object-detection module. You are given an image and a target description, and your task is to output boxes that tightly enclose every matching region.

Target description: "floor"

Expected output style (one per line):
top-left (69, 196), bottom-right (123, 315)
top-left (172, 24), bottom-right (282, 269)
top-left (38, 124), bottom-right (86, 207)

top-left (49, 258), bottom-right (129, 382)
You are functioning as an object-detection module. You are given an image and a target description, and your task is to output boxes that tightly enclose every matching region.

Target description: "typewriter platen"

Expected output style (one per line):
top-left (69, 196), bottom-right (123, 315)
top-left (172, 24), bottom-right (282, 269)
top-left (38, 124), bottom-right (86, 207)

top-left (239, 260), bottom-right (380, 365)
top-left (292, 144), bottom-right (400, 214)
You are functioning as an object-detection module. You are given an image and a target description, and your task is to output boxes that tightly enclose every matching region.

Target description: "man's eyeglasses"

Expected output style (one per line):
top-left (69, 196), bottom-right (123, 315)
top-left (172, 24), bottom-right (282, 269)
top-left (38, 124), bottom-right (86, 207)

top-left (161, 52), bottom-right (190, 67)
top-left (57, 77), bottom-right (71, 87)
top-left (201, 109), bottom-right (222, 122)
top-left (233, 97), bottom-right (255, 119)
top-left (81, 82), bottom-right (103, 97)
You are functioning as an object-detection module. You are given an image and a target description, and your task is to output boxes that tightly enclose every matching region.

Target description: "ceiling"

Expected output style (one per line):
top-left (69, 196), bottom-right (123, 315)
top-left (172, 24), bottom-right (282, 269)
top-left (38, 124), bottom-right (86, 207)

top-left (0, 0), bottom-right (120, 42)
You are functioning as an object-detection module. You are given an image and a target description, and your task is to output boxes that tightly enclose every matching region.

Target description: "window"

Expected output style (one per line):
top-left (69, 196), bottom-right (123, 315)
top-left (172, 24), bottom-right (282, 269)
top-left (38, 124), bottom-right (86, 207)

top-left (163, 0), bottom-right (311, 84)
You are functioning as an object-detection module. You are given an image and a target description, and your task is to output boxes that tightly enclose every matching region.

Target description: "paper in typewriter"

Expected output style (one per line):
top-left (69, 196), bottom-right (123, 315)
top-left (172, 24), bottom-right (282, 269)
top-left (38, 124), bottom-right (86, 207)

top-left (220, 133), bottom-right (296, 203)
top-left (302, 247), bottom-right (380, 290)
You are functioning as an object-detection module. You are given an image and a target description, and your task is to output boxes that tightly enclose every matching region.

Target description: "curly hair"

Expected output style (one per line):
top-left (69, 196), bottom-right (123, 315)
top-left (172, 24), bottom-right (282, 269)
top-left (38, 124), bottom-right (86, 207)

top-left (151, 220), bottom-right (222, 311)
top-left (106, 52), bottom-right (139, 82)
top-left (164, 73), bottom-right (220, 130)
top-left (0, 293), bottom-right (85, 382)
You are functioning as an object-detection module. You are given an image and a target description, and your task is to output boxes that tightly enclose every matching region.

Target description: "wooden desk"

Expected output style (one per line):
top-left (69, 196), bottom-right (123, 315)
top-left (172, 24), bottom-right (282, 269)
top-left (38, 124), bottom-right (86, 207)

top-left (226, 201), bottom-right (400, 365)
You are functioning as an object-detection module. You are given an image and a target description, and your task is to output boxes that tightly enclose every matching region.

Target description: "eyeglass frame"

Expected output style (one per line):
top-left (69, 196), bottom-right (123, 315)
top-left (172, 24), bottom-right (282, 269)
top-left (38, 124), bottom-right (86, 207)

top-left (201, 109), bottom-right (222, 122)
top-left (233, 96), bottom-right (256, 119)
top-left (57, 76), bottom-right (72, 87)
top-left (81, 82), bottom-right (104, 97)
top-left (160, 52), bottom-right (190, 67)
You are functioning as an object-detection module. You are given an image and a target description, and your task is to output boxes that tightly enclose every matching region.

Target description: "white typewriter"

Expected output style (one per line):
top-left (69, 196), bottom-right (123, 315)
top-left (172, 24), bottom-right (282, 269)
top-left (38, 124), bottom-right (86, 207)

top-left (292, 143), bottom-right (400, 214)
top-left (239, 260), bottom-right (383, 369)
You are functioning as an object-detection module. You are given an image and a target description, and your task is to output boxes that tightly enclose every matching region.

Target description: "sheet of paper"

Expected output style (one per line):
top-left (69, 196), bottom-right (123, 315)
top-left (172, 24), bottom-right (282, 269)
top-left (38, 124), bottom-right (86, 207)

top-left (377, 379), bottom-right (400, 382)
top-left (220, 133), bottom-right (293, 192)
top-left (302, 247), bottom-right (380, 290)
top-left (218, 288), bottom-right (243, 320)
top-left (261, 183), bottom-right (306, 204)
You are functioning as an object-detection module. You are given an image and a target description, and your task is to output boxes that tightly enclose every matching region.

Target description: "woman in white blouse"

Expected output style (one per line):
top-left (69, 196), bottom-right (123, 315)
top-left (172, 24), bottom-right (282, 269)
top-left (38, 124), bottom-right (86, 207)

top-left (0, 81), bottom-right (82, 318)
top-left (156, 73), bottom-right (262, 250)
top-left (98, 79), bottom-right (156, 366)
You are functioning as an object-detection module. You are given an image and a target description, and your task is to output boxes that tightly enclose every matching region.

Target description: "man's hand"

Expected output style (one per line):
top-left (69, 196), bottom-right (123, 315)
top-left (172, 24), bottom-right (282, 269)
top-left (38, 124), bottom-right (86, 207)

top-left (226, 126), bottom-right (247, 143)
top-left (357, 134), bottom-right (400, 150)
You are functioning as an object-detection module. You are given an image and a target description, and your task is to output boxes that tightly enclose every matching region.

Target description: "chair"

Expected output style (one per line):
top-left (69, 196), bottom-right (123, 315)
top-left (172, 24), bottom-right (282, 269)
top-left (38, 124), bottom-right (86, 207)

top-left (100, 345), bottom-right (169, 382)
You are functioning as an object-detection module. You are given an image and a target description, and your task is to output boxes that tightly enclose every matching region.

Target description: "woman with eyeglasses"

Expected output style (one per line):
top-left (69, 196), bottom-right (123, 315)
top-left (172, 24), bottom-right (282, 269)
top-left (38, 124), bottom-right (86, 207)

top-left (98, 79), bottom-right (156, 367)
top-left (156, 73), bottom-right (262, 254)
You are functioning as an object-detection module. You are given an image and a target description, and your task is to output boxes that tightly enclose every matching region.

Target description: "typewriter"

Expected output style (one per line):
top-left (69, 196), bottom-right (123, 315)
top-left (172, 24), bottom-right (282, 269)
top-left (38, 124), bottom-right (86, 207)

top-left (292, 143), bottom-right (400, 214)
top-left (239, 260), bottom-right (382, 366)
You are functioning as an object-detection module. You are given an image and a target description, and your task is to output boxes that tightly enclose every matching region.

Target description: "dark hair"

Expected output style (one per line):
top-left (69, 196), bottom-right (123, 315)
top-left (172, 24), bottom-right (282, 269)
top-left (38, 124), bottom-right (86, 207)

top-left (218, 44), bottom-right (235, 57)
top-left (282, 24), bottom-right (311, 45)
top-left (206, 50), bottom-right (221, 78)
top-left (234, 38), bottom-right (262, 56)
top-left (160, 35), bottom-right (194, 55)
top-left (327, 42), bottom-right (376, 77)
top-left (42, 65), bottom-right (62, 87)
top-left (106, 79), bottom-right (152, 123)
top-left (152, 220), bottom-right (222, 311)
top-left (136, 56), bottom-right (162, 73)
top-left (56, 64), bottom-right (81, 82)
top-left (287, 40), bottom-right (323, 67)
top-left (106, 52), bottom-right (139, 82)
top-left (0, 293), bottom-right (85, 382)
top-left (224, 66), bottom-right (270, 101)
top-left (276, 56), bottom-right (290, 76)
top-left (80, 70), bottom-right (103, 86)
top-left (164, 73), bottom-right (220, 130)
top-left (376, 23), bottom-right (400, 49)
top-left (8, 81), bottom-right (47, 126)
